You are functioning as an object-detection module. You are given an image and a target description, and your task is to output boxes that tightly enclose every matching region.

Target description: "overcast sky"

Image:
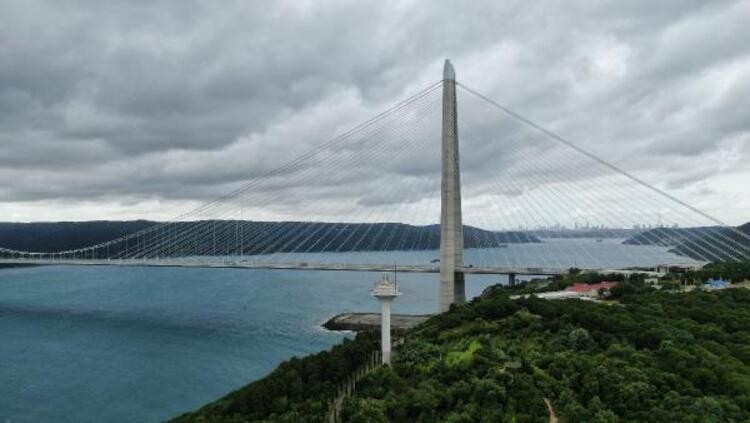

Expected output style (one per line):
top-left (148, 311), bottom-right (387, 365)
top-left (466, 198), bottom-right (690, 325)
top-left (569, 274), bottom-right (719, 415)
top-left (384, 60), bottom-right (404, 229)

top-left (0, 0), bottom-right (748, 226)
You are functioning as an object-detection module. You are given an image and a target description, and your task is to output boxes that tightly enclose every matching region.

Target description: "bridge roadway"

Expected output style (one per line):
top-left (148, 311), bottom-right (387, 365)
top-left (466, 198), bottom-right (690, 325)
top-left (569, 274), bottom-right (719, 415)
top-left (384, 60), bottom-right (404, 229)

top-left (0, 258), bottom-right (660, 276)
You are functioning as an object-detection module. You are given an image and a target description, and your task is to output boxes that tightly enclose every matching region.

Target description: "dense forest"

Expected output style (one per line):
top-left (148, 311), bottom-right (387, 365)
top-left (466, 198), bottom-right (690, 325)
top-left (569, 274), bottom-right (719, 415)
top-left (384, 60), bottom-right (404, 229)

top-left (679, 261), bottom-right (750, 283)
top-left (0, 221), bottom-right (157, 253)
top-left (0, 221), bottom-right (539, 255)
top-left (173, 272), bottom-right (750, 422)
top-left (623, 222), bottom-right (750, 261)
top-left (172, 333), bottom-right (380, 422)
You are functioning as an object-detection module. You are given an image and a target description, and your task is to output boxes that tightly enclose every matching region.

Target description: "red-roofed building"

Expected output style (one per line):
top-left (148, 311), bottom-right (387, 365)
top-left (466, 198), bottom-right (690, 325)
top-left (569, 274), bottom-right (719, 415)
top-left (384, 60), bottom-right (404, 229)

top-left (566, 282), bottom-right (618, 298)
top-left (512, 281), bottom-right (619, 301)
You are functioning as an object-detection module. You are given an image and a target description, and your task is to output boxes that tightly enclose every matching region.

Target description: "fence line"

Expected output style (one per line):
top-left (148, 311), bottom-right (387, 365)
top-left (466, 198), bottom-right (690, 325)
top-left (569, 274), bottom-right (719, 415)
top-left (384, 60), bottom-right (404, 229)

top-left (327, 336), bottom-right (407, 422)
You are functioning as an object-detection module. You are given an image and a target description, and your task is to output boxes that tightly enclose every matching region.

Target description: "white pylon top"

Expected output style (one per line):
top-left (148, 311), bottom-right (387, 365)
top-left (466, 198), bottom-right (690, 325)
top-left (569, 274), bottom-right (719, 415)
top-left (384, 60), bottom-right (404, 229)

top-left (371, 273), bottom-right (401, 298)
top-left (443, 59), bottom-right (456, 81)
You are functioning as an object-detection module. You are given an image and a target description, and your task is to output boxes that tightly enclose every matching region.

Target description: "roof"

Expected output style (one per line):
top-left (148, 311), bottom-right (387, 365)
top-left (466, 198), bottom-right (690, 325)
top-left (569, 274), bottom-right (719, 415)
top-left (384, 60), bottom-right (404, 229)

top-left (704, 279), bottom-right (729, 288)
top-left (567, 282), bottom-right (618, 293)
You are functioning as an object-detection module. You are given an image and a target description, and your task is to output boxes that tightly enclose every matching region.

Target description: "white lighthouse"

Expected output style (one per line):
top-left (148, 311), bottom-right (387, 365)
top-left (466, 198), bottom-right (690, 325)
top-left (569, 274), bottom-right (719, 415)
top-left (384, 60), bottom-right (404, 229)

top-left (371, 273), bottom-right (401, 365)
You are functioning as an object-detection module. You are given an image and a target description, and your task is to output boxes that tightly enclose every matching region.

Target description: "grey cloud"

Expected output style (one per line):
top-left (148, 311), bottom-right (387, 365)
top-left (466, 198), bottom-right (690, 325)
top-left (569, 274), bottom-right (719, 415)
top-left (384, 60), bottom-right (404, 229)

top-left (0, 0), bottom-right (749, 225)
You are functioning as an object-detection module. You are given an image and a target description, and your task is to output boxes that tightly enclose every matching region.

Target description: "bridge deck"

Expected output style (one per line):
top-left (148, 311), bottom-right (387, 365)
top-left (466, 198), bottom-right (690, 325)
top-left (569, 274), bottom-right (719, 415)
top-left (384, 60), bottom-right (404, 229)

top-left (0, 258), bottom-right (659, 276)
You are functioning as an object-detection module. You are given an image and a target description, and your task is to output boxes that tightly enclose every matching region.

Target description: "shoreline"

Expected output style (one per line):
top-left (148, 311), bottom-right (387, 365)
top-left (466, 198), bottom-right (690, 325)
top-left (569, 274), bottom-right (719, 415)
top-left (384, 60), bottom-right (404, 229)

top-left (322, 312), bottom-right (432, 332)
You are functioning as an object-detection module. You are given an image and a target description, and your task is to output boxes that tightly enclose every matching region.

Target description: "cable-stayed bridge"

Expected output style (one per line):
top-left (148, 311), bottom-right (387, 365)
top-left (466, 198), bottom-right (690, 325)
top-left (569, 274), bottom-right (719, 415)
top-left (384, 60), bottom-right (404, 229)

top-left (2, 60), bottom-right (749, 311)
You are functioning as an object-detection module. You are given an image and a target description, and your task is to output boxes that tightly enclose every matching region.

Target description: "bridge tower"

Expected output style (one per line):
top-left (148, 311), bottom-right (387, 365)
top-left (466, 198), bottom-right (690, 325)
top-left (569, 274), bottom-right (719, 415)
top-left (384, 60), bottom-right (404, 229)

top-left (439, 59), bottom-right (465, 312)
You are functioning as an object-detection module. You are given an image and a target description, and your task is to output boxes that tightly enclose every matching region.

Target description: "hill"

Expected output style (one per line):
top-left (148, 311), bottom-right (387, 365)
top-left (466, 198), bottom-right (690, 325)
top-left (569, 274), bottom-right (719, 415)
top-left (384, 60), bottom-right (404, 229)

top-left (0, 221), bottom-right (539, 254)
top-left (530, 228), bottom-right (634, 238)
top-left (623, 222), bottom-right (750, 261)
top-left (173, 282), bottom-right (750, 422)
top-left (0, 221), bottom-right (157, 253)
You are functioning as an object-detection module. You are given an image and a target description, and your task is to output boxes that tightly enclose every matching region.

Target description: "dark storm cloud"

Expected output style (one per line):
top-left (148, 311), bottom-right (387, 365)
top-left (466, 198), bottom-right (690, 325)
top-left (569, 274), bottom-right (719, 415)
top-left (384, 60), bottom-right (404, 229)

top-left (0, 0), bottom-right (748, 223)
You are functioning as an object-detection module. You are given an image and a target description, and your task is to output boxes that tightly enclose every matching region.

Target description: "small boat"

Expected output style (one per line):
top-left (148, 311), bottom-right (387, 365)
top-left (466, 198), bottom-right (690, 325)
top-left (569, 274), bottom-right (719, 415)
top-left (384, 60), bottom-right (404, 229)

top-left (430, 258), bottom-right (440, 263)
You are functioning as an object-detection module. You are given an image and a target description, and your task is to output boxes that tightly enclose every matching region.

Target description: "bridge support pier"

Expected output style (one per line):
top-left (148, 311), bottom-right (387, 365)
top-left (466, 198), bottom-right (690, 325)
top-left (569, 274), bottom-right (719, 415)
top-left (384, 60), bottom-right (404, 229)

top-left (439, 59), bottom-right (465, 312)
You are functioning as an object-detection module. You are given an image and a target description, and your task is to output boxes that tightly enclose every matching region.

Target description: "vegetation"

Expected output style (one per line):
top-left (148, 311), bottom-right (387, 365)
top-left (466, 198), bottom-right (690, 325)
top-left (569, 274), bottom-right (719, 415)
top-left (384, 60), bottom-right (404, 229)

top-left (341, 287), bottom-right (750, 422)
top-left (0, 221), bottom-right (538, 255)
top-left (623, 222), bottom-right (750, 262)
top-left (172, 333), bottom-right (379, 422)
top-left (486, 270), bottom-right (630, 297)
top-left (175, 269), bottom-right (750, 422)
top-left (0, 221), bottom-right (157, 253)
top-left (678, 261), bottom-right (750, 284)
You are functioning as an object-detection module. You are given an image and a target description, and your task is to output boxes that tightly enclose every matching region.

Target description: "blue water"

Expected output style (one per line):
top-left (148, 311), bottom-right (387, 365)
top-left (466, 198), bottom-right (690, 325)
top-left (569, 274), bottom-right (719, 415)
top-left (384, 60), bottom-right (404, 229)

top-left (0, 241), bottom-right (693, 422)
top-left (0, 262), bottom-right (500, 422)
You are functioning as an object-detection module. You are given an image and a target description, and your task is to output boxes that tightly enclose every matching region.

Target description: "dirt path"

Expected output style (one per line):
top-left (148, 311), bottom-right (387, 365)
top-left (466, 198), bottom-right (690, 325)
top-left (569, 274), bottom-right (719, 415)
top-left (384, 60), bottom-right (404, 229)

top-left (544, 398), bottom-right (558, 423)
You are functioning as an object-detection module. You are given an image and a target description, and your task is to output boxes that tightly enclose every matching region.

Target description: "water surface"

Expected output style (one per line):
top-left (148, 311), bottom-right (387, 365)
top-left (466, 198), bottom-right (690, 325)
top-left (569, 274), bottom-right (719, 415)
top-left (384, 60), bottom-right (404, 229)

top-left (0, 241), bottom-right (694, 422)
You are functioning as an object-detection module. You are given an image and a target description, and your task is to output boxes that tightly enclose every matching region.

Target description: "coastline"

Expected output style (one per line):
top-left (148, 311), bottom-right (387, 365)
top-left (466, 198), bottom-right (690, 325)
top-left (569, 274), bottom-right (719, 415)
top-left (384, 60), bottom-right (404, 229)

top-left (322, 312), bottom-right (432, 332)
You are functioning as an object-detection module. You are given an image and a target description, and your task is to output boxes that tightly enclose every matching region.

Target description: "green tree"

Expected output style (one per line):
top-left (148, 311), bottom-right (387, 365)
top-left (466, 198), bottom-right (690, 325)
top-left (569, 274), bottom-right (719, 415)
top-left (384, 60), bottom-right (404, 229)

top-left (568, 328), bottom-right (593, 351)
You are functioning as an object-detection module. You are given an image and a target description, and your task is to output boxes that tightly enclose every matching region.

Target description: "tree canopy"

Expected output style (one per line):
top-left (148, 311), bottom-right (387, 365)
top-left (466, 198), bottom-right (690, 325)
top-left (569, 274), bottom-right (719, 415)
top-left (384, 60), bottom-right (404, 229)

top-left (174, 277), bottom-right (750, 422)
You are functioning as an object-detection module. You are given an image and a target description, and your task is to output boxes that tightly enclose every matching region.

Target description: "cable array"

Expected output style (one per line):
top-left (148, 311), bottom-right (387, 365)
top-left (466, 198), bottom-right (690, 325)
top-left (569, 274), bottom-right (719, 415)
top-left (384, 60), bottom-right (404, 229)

top-left (1, 80), bottom-right (747, 270)
top-left (455, 82), bottom-right (750, 266)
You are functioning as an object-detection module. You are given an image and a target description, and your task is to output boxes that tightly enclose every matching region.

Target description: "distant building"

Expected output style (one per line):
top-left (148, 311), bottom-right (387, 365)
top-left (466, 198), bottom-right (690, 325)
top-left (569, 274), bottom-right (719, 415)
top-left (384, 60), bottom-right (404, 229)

top-left (703, 278), bottom-right (729, 290)
top-left (530, 290), bottom-right (584, 300)
top-left (511, 281), bottom-right (618, 301)
top-left (657, 264), bottom-right (701, 274)
top-left (566, 282), bottom-right (618, 298)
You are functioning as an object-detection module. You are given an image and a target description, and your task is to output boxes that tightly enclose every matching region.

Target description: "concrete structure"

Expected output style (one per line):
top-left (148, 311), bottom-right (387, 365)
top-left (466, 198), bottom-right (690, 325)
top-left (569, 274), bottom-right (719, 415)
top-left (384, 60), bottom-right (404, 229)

top-left (439, 59), bottom-right (465, 312)
top-left (511, 290), bottom-right (585, 300)
top-left (371, 273), bottom-right (401, 364)
top-left (511, 282), bottom-right (619, 301)
top-left (657, 263), bottom-right (702, 274)
top-left (0, 257), bottom-right (663, 278)
top-left (322, 313), bottom-right (430, 332)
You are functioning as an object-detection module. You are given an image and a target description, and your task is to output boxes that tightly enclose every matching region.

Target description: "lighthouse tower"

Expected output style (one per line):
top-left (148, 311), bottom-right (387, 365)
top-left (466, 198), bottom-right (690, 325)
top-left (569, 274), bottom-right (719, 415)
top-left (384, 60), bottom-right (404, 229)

top-left (371, 273), bottom-right (401, 365)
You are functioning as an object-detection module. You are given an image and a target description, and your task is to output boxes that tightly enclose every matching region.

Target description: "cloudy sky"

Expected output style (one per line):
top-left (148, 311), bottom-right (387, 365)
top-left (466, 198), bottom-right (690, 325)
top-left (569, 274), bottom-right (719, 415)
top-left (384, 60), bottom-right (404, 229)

top-left (0, 0), bottom-right (748, 226)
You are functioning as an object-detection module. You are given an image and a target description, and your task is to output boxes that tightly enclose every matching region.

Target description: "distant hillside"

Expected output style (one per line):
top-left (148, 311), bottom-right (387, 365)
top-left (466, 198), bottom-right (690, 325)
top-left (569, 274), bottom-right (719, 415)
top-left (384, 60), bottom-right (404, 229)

top-left (0, 221), bottom-right (157, 253)
top-left (623, 222), bottom-right (750, 261)
top-left (531, 228), bottom-right (634, 238)
top-left (0, 221), bottom-right (540, 254)
top-left (623, 226), bottom-right (717, 247)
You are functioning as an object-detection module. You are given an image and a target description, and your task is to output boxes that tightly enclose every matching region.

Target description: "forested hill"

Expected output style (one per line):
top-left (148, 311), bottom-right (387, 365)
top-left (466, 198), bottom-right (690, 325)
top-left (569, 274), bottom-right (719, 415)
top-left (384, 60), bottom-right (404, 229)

top-left (530, 228), bottom-right (634, 238)
top-left (173, 281), bottom-right (750, 422)
top-left (623, 222), bottom-right (750, 261)
top-left (0, 221), bottom-right (157, 253)
top-left (0, 221), bottom-right (539, 254)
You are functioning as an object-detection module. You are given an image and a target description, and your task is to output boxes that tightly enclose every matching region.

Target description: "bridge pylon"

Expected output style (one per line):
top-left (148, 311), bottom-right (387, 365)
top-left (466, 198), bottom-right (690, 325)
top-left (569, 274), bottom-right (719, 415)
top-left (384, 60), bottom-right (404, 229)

top-left (439, 59), bottom-right (465, 312)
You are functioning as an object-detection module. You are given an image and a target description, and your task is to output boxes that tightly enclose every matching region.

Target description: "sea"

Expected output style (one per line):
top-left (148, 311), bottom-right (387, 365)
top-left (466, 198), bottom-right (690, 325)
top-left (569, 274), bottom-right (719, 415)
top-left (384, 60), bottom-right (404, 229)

top-left (0, 239), bottom-right (696, 422)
